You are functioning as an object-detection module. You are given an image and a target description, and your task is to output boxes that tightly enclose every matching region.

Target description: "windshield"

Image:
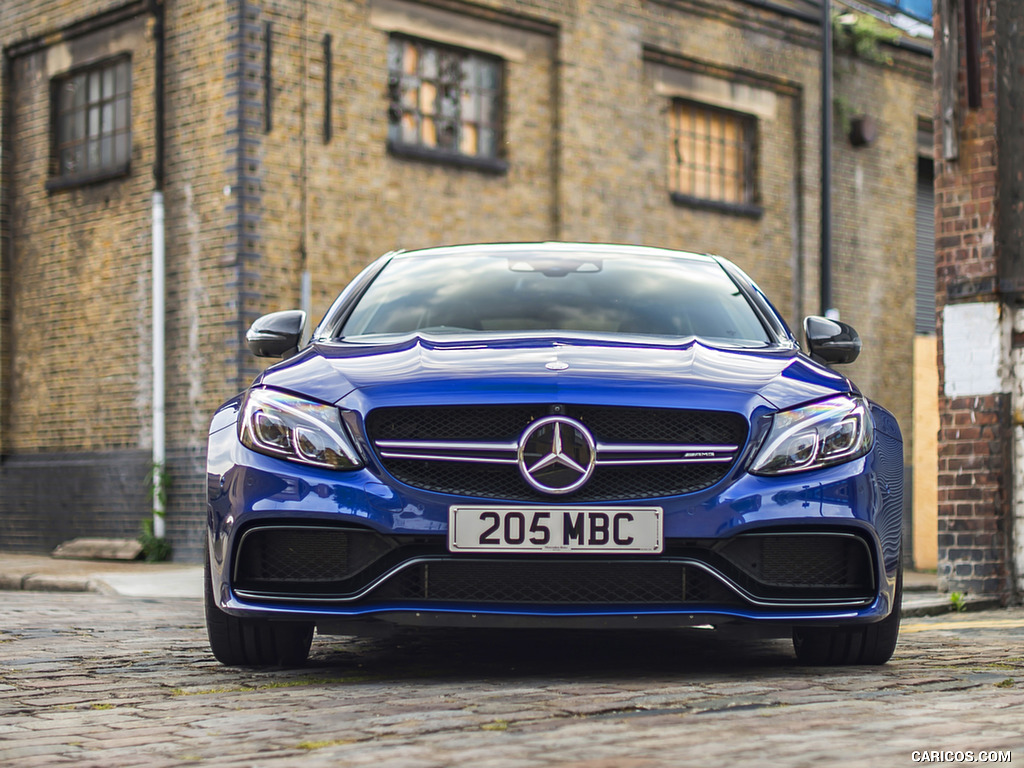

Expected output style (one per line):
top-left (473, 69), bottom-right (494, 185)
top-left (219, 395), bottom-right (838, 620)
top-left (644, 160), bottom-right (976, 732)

top-left (340, 250), bottom-right (772, 344)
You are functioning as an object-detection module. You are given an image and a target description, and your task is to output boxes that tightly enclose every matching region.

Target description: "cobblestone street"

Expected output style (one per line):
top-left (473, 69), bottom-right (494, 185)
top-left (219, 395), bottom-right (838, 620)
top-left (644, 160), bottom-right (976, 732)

top-left (2, 592), bottom-right (1023, 766)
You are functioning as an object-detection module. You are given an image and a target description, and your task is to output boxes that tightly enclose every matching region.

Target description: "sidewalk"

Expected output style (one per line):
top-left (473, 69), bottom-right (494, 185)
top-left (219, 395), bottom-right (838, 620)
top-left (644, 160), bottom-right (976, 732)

top-left (0, 552), bottom-right (1001, 615)
top-left (901, 568), bottom-right (1002, 616)
top-left (0, 552), bottom-right (203, 599)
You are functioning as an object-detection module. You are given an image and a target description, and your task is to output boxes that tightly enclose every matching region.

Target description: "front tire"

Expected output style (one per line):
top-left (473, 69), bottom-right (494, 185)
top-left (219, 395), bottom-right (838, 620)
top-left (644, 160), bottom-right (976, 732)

top-left (204, 546), bottom-right (314, 667)
top-left (792, 566), bottom-right (902, 666)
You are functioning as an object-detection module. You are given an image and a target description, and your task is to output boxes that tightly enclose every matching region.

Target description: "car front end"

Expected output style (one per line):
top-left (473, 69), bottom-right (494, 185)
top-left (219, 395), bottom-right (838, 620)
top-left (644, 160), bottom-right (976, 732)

top-left (204, 244), bottom-right (904, 667)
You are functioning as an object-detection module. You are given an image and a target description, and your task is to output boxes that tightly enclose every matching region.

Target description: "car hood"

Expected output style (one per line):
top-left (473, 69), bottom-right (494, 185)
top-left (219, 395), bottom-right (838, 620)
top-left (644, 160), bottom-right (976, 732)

top-left (255, 334), bottom-right (853, 415)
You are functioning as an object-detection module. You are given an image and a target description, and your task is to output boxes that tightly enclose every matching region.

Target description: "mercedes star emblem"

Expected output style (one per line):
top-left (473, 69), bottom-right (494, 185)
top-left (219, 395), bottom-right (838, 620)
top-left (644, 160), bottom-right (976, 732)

top-left (517, 415), bottom-right (596, 495)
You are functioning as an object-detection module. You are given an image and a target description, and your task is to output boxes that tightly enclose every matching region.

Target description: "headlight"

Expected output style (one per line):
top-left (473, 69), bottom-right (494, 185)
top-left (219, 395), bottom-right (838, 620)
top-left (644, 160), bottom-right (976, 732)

top-left (239, 389), bottom-right (363, 470)
top-left (750, 395), bottom-right (873, 475)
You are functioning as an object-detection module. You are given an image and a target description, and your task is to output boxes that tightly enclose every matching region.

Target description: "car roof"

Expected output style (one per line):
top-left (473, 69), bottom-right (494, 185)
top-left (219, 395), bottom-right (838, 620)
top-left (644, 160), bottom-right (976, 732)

top-left (385, 242), bottom-right (721, 265)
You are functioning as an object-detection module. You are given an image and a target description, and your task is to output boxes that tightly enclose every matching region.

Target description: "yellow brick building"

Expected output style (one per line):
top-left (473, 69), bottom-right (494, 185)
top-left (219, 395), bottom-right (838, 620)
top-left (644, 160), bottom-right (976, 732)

top-left (0, 0), bottom-right (934, 560)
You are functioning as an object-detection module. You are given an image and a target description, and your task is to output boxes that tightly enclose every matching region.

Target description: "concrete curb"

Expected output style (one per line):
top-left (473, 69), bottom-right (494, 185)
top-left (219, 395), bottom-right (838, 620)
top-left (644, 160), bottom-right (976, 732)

top-left (0, 562), bottom-right (203, 599)
top-left (0, 571), bottom-right (119, 595)
top-left (901, 596), bottom-right (1005, 618)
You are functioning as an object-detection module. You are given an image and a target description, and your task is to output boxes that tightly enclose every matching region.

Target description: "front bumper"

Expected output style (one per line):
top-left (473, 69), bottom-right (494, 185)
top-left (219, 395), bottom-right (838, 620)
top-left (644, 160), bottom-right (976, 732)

top-left (207, 422), bottom-right (903, 629)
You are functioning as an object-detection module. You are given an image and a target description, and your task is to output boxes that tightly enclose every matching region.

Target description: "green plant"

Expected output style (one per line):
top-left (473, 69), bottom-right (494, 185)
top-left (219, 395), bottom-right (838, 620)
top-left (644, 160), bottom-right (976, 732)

top-left (139, 517), bottom-right (172, 562)
top-left (833, 12), bottom-right (901, 65)
top-left (139, 461), bottom-right (172, 561)
top-left (146, 461), bottom-right (171, 510)
top-left (833, 94), bottom-right (854, 136)
top-left (950, 591), bottom-right (968, 613)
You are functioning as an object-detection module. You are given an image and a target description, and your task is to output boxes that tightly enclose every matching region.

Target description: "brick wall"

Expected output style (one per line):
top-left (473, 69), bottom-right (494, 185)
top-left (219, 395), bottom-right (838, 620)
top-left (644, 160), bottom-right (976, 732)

top-left (935, 393), bottom-right (1009, 594)
top-left (0, 4), bottom-right (160, 551)
top-left (4, 12), bottom-right (155, 454)
top-left (932, 0), bottom-right (1015, 597)
top-left (1, 0), bottom-right (934, 561)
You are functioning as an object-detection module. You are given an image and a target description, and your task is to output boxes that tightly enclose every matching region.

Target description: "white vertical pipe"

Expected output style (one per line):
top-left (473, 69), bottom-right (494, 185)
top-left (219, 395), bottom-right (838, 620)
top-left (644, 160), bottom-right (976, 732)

top-left (152, 191), bottom-right (166, 539)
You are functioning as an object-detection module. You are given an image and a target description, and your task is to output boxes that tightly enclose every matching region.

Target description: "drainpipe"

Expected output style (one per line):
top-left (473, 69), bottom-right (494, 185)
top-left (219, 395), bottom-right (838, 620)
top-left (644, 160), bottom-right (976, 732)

top-left (152, 192), bottom-right (166, 538)
top-left (820, 0), bottom-right (835, 319)
top-left (151, 0), bottom-right (166, 539)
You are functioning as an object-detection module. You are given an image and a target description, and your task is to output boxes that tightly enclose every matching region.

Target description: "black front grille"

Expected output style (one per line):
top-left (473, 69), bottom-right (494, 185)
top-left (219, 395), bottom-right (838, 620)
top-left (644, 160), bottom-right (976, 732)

top-left (365, 404), bottom-right (748, 501)
top-left (368, 404), bottom-right (542, 442)
top-left (572, 405), bottom-right (744, 445)
top-left (233, 526), bottom-right (399, 591)
top-left (372, 560), bottom-right (736, 605)
top-left (715, 533), bottom-right (875, 599)
top-left (377, 459), bottom-right (731, 502)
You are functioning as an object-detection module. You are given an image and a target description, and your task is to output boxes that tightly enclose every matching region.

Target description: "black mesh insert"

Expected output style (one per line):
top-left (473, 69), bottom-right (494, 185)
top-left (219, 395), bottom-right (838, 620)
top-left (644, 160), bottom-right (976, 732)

top-left (572, 405), bottom-right (745, 445)
top-left (372, 560), bottom-right (736, 605)
top-left (234, 526), bottom-right (397, 589)
top-left (367, 404), bottom-right (543, 442)
top-left (365, 404), bottom-right (748, 501)
top-left (715, 534), bottom-right (875, 599)
top-left (377, 460), bottom-right (731, 502)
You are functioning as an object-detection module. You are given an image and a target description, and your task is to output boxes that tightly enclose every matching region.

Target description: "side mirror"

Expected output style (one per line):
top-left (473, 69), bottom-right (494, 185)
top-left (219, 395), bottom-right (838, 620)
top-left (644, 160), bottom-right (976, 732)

top-left (803, 315), bottom-right (861, 365)
top-left (246, 310), bottom-right (307, 359)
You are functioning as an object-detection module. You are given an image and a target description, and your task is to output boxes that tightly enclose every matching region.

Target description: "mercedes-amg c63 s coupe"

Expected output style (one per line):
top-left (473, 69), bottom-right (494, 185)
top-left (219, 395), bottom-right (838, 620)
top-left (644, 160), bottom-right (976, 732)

top-left (205, 242), bottom-right (903, 667)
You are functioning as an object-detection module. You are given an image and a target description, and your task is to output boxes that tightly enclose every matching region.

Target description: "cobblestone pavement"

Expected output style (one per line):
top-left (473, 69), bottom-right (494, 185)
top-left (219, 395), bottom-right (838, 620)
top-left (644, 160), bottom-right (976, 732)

top-left (1, 592), bottom-right (1022, 767)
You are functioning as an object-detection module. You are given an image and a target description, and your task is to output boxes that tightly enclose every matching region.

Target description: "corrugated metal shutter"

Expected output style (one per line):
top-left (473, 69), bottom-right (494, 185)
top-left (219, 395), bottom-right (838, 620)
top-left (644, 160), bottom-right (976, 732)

top-left (915, 158), bottom-right (936, 336)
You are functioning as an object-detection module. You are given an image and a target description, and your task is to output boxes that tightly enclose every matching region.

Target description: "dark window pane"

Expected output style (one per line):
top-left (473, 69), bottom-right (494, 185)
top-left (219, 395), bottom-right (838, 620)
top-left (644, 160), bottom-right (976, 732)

top-left (60, 148), bottom-right (76, 174)
top-left (58, 112), bottom-right (72, 145)
top-left (87, 138), bottom-right (101, 168)
top-left (114, 134), bottom-right (130, 165)
top-left (387, 34), bottom-right (501, 161)
top-left (100, 136), bottom-right (113, 166)
top-left (669, 101), bottom-right (755, 206)
top-left (115, 61), bottom-right (129, 94)
top-left (73, 74), bottom-right (87, 108)
top-left (60, 81), bottom-right (76, 111)
top-left (115, 98), bottom-right (128, 131)
top-left (52, 58), bottom-right (132, 180)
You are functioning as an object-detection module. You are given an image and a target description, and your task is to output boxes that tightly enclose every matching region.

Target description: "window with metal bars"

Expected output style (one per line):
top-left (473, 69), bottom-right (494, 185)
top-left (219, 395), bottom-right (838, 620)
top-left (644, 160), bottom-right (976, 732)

top-left (386, 35), bottom-right (505, 172)
top-left (668, 100), bottom-right (758, 214)
top-left (50, 57), bottom-right (131, 187)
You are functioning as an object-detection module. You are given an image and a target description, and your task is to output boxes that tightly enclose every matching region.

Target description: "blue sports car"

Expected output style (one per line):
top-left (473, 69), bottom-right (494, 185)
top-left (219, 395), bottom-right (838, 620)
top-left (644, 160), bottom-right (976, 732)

top-left (205, 243), bottom-right (903, 667)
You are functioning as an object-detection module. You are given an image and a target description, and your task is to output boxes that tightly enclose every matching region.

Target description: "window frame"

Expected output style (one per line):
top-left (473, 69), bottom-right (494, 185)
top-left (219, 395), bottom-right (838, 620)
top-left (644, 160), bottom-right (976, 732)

top-left (667, 98), bottom-right (762, 218)
top-left (386, 33), bottom-right (508, 175)
top-left (47, 55), bottom-right (132, 191)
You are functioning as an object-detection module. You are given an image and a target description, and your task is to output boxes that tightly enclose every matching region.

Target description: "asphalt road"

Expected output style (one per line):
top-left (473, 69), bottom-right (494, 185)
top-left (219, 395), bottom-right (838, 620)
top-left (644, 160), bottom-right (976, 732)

top-left (1, 591), bottom-right (1022, 767)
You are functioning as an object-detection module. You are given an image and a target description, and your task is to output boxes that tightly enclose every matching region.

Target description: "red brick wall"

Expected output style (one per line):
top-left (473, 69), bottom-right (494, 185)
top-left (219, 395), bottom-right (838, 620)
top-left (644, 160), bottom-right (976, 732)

top-left (935, 394), bottom-right (1010, 594)
top-left (933, 0), bottom-right (1013, 597)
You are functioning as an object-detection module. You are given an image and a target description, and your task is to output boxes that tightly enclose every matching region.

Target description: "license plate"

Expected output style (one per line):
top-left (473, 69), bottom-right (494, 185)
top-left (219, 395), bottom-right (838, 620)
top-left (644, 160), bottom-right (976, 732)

top-left (448, 506), bottom-right (663, 553)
